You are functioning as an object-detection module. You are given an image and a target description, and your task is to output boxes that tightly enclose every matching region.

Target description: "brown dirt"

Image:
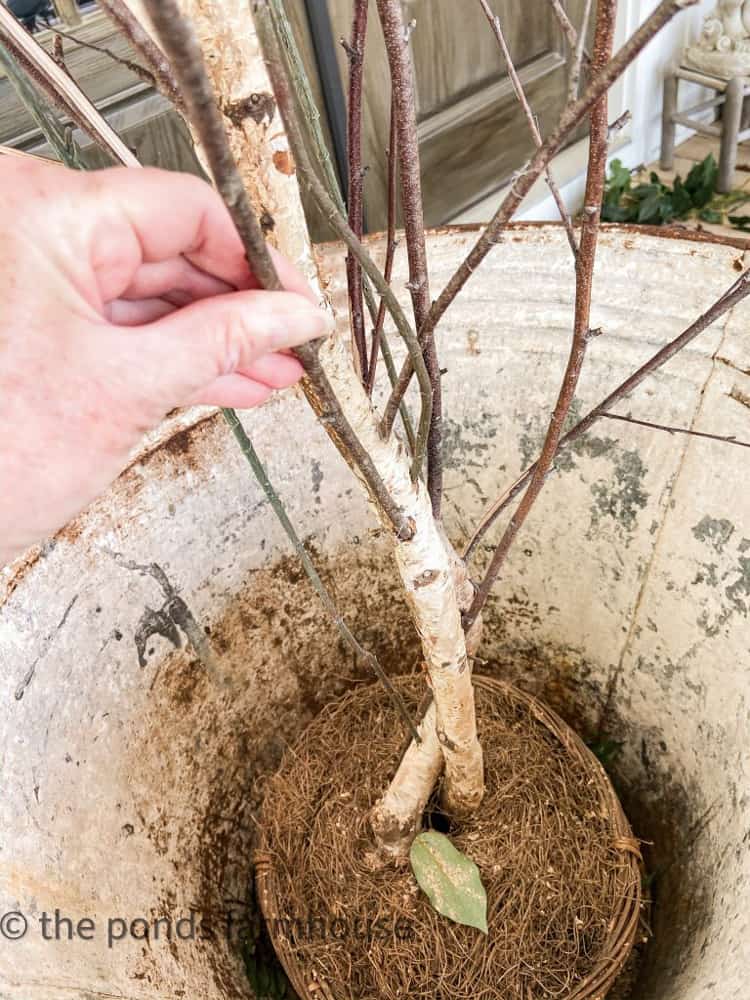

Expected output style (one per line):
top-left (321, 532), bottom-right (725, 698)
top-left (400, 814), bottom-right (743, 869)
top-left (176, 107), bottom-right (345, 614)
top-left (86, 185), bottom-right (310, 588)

top-left (258, 675), bottom-right (641, 1000)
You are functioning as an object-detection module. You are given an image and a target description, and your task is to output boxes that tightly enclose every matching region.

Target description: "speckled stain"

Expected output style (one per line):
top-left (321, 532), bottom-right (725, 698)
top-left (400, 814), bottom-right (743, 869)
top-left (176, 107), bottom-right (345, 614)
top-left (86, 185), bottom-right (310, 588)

top-left (517, 406), bottom-right (649, 541)
top-left (311, 459), bottom-right (323, 506)
top-left (691, 518), bottom-right (750, 636)
top-left (692, 516), bottom-right (735, 554)
top-left (442, 412), bottom-right (496, 471)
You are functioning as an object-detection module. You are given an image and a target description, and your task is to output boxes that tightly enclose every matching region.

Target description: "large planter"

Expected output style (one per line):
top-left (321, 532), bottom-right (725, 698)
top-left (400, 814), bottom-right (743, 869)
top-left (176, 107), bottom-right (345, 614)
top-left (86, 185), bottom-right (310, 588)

top-left (1, 224), bottom-right (748, 1000)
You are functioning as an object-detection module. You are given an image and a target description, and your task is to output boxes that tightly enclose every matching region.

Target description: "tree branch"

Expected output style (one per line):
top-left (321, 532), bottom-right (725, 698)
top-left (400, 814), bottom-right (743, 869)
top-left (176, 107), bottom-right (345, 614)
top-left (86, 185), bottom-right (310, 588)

top-left (464, 0), bottom-right (617, 630)
top-left (375, 0), bottom-right (443, 516)
top-left (568, 0), bottom-right (594, 102)
top-left (141, 0), bottom-right (416, 543)
top-left (477, 0), bottom-right (577, 258)
top-left (547, 0), bottom-right (580, 52)
top-left (264, 0), bottom-right (415, 450)
top-left (47, 24), bottom-right (158, 88)
top-left (599, 412), bottom-right (750, 449)
top-left (222, 409), bottom-right (420, 742)
top-left (383, 0), bottom-right (698, 415)
top-left (257, 13), bottom-right (433, 485)
top-left (367, 96), bottom-right (399, 396)
top-left (344, 0), bottom-right (369, 383)
top-left (98, 0), bottom-right (184, 111)
top-left (0, 4), bottom-right (135, 164)
top-left (463, 268), bottom-right (750, 564)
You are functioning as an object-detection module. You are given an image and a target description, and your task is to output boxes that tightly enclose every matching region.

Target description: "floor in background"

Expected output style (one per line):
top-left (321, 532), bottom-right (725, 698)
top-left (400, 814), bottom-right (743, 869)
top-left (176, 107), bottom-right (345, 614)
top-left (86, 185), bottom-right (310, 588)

top-left (645, 134), bottom-right (750, 243)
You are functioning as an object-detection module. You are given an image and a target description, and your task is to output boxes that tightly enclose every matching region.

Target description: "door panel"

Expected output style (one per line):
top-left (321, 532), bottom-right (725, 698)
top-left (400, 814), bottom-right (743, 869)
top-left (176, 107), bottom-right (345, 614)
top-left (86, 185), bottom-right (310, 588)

top-left (287, 0), bottom-right (591, 232)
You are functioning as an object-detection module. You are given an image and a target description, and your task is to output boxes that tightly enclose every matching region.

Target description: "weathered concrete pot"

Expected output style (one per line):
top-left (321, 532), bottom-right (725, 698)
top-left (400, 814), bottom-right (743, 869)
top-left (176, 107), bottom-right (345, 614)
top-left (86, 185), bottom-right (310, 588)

top-left (1, 225), bottom-right (748, 1000)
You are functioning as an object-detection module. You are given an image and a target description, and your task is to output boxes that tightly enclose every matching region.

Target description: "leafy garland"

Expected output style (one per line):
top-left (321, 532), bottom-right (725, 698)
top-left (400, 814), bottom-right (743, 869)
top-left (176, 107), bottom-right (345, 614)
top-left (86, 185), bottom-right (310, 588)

top-left (601, 154), bottom-right (750, 230)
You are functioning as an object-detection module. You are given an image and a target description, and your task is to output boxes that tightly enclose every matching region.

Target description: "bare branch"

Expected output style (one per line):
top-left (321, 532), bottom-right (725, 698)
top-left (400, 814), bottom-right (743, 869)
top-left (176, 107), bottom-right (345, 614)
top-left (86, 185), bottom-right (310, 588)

top-left (0, 41), bottom-right (83, 169)
top-left (98, 0), bottom-right (184, 111)
top-left (477, 0), bottom-right (577, 257)
top-left (547, 0), bottom-right (580, 51)
top-left (141, 0), bottom-right (416, 542)
top-left (47, 24), bottom-right (158, 88)
top-left (376, 0), bottom-right (443, 515)
top-left (344, 0), bottom-right (369, 382)
top-left (367, 96), bottom-right (399, 396)
top-left (599, 412), bottom-right (750, 449)
top-left (0, 4), bottom-right (136, 164)
top-left (222, 409), bottom-right (421, 742)
top-left (257, 9), bottom-right (433, 484)
top-left (464, 268), bottom-right (750, 561)
top-left (568, 0), bottom-right (594, 102)
top-left (264, 0), bottom-right (417, 452)
top-left (384, 0), bottom-right (698, 415)
top-left (464, 0), bottom-right (617, 629)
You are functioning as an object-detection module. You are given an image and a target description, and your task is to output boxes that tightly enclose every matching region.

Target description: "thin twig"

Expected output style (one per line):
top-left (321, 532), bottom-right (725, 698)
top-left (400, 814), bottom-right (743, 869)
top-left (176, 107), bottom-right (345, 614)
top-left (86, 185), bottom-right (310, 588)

top-left (267, 0), bottom-right (343, 203)
top-left (142, 0), bottom-right (416, 542)
top-left (222, 409), bottom-right (420, 742)
top-left (256, 2), bottom-right (433, 484)
top-left (98, 0), bottom-right (184, 112)
top-left (568, 0), bottom-right (594, 102)
top-left (265, 0), bottom-right (417, 451)
top-left (0, 42), bottom-right (83, 169)
top-left (0, 4), bottom-right (135, 164)
top-left (599, 412), bottom-right (750, 449)
top-left (463, 268), bottom-right (750, 561)
top-left (464, 0), bottom-right (617, 630)
top-left (547, 0), bottom-right (580, 51)
top-left (383, 0), bottom-right (697, 417)
top-left (366, 95), bottom-right (399, 396)
top-left (344, 1), bottom-right (369, 383)
top-left (376, 0), bottom-right (443, 515)
top-left (477, 0), bottom-right (577, 257)
top-left (47, 24), bottom-right (157, 88)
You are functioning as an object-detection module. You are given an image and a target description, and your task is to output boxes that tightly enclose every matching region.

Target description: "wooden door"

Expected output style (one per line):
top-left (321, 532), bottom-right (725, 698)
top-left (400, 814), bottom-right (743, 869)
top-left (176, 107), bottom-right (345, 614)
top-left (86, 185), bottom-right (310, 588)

top-left (287, 0), bottom-right (590, 230)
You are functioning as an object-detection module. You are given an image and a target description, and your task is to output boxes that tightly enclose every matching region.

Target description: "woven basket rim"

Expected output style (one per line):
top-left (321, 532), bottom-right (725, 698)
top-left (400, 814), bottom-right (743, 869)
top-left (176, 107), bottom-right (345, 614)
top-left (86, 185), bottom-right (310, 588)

top-left (255, 675), bottom-right (642, 1000)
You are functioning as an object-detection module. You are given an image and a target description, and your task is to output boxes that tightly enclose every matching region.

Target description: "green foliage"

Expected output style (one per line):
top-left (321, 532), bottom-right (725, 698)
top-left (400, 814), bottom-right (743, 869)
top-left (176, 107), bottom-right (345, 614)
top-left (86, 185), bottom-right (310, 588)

top-left (602, 154), bottom-right (750, 230)
top-left (410, 830), bottom-right (488, 934)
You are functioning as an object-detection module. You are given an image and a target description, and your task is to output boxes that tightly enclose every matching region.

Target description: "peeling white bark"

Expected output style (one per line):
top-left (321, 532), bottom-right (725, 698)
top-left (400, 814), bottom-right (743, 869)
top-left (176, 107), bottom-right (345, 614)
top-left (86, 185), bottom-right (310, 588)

top-left (150, 0), bottom-right (484, 851)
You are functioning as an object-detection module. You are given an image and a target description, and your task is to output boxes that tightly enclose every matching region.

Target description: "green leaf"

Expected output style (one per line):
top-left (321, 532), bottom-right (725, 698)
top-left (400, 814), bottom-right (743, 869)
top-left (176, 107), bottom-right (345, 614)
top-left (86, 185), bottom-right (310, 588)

top-left (672, 177), bottom-right (693, 218)
top-left (410, 831), bottom-right (488, 933)
top-left (699, 208), bottom-right (723, 224)
top-left (684, 154), bottom-right (718, 208)
top-left (729, 214), bottom-right (750, 230)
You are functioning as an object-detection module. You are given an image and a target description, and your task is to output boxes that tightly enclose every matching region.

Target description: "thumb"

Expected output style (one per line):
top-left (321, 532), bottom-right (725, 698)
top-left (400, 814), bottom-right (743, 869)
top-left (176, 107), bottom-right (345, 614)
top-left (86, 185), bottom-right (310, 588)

top-left (134, 288), bottom-right (333, 403)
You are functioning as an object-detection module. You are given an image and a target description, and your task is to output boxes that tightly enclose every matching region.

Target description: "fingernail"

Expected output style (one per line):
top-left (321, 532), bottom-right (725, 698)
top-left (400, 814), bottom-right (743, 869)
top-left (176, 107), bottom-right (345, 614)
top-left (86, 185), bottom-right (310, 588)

top-left (272, 306), bottom-right (334, 347)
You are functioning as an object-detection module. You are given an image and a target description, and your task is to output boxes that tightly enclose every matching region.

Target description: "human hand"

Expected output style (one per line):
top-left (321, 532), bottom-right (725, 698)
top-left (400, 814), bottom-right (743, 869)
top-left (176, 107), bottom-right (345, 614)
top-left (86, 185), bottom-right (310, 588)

top-left (0, 159), bottom-right (332, 566)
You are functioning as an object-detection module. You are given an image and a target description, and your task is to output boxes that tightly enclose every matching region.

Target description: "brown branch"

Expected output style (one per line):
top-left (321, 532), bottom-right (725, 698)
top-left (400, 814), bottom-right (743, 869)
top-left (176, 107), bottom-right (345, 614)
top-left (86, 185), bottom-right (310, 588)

top-left (477, 0), bottom-right (577, 258)
top-left (463, 268), bottom-right (750, 563)
top-left (98, 0), bottom-right (184, 112)
top-left (47, 24), bottom-right (157, 87)
top-left (375, 0), bottom-right (443, 516)
top-left (382, 0), bottom-right (697, 419)
top-left (0, 4), bottom-right (136, 164)
top-left (599, 413), bottom-right (750, 450)
top-left (463, 0), bottom-right (617, 630)
top-left (141, 0), bottom-right (416, 543)
top-left (257, 13), bottom-right (433, 484)
top-left (344, 0), bottom-right (369, 383)
top-left (366, 95), bottom-right (399, 397)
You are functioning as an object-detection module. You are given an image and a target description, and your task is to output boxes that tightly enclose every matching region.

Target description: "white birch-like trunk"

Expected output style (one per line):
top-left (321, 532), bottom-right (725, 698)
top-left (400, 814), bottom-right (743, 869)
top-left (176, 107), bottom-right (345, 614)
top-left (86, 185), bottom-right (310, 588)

top-left (131, 0), bottom-right (485, 853)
